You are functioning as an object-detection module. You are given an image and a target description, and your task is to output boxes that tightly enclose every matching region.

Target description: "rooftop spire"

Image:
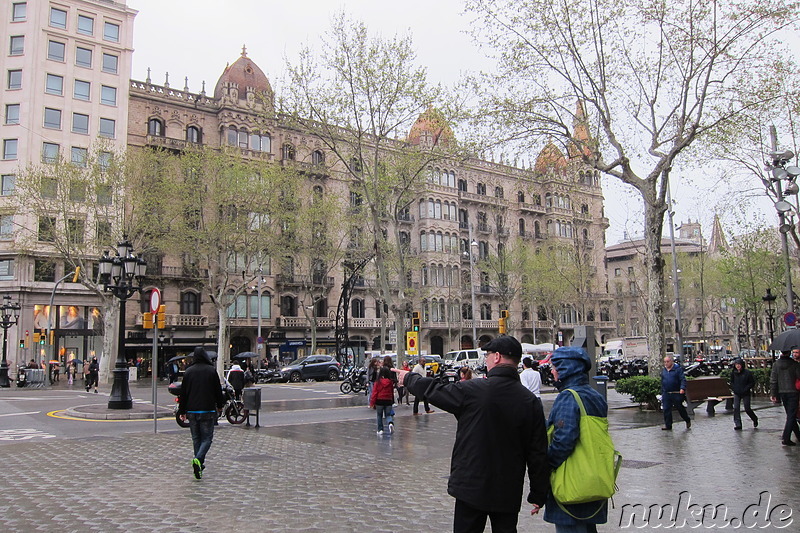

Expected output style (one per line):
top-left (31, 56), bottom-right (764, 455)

top-left (241, 44), bottom-right (247, 57)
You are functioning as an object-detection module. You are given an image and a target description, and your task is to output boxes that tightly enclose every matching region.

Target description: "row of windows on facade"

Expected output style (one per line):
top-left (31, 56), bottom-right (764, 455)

top-left (1, 136), bottom-right (115, 168)
top-left (9, 3), bottom-right (122, 43)
top-left (8, 33), bottom-right (120, 71)
top-left (4, 102), bottom-right (116, 136)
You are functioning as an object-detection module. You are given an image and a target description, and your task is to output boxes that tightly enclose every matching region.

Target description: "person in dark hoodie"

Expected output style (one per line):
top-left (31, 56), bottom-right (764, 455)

top-left (178, 347), bottom-right (225, 479)
top-left (396, 335), bottom-right (549, 532)
top-left (544, 346), bottom-right (609, 533)
top-left (770, 350), bottom-right (800, 446)
top-left (730, 358), bottom-right (758, 430)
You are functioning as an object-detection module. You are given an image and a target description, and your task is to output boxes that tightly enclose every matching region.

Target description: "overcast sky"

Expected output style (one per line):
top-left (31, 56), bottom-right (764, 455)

top-left (126, 0), bottom-right (777, 246)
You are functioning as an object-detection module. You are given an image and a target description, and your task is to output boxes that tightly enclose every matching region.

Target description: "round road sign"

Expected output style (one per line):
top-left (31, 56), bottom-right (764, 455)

top-left (150, 288), bottom-right (161, 314)
top-left (784, 312), bottom-right (797, 327)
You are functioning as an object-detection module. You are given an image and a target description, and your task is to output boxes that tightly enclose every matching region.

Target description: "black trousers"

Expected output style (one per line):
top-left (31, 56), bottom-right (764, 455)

top-left (453, 499), bottom-right (518, 533)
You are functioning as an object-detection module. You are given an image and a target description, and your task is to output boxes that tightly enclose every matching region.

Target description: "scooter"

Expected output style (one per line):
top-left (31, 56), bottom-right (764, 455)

top-left (16, 366), bottom-right (26, 387)
top-left (168, 380), bottom-right (246, 428)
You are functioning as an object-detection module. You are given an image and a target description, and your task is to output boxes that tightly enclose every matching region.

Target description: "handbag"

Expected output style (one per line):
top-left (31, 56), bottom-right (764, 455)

top-left (548, 389), bottom-right (622, 516)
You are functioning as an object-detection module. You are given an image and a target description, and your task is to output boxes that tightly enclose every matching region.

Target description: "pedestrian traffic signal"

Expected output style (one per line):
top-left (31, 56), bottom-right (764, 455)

top-left (142, 312), bottom-right (153, 329)
top-left (412, 311), bottom-right (420, 332)
top-left (157, 305), bottom-right (166, 329)
top-left (19, 339), bottom-right (24, 348)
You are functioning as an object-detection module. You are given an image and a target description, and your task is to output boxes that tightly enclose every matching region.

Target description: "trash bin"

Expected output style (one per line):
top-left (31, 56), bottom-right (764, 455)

top-left (592, 375), bottom-right (609, 401)
top-left (242, 387), bottom-right (261, 427)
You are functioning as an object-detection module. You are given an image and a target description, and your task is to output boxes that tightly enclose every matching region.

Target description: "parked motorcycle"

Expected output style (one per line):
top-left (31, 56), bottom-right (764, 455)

top-left (339, 366), bottom-right (367, 394)
top-left (168, 380), bottom-right (246, 427)
top-left (16, 366), bottom-right (26, 387)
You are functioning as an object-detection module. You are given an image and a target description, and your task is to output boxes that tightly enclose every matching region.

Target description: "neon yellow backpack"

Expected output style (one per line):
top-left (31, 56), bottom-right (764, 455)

top-left (547, 388), bottom-right (622, 516)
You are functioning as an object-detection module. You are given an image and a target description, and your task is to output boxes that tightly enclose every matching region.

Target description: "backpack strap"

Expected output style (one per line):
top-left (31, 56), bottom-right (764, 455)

top-left (565, 388), bottom-right (586, 416)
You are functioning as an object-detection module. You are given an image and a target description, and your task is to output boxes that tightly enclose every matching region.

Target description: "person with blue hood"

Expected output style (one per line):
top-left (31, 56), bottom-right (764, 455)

top-left (178, 347), bottom-right (225, 479)
top-left (544, 346), bottom-right (608, 533)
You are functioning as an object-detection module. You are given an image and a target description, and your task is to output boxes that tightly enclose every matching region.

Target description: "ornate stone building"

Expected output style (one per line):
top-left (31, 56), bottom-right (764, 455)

top-left (126, 50), bottom-right (613, 365)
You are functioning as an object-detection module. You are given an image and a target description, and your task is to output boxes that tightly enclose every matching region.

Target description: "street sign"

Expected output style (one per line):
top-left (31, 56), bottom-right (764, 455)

top-left (785, 312), bottom-right (797, 327)
top-left (149, 288), bottom-right (161, 314)
top-left (406, 331), bottom-right (419, 355)
top-left (257, 336), bottom-right (264, 344)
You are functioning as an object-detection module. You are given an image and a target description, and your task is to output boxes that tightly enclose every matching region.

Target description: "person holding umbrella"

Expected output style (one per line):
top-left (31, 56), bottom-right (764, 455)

top-left (770, 350), bottom-right (800, 446)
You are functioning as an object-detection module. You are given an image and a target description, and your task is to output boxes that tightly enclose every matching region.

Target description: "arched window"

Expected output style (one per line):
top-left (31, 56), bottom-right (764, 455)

top-left (494, 186), bottom-right (504, 198)
top-left (227, 127), bottom-right (248, 148)
top-left (422, 265), bottom-right (429, 286)
top-left (351, 298), bottom-right (365, 318)
top-left (458, 179), bottom-right (468, 192)
top-left (435, 232), bottom-right (443, 251)
top-left (518, 218), bottom-right (526, 236)
top-left (462, 302), bottom-right (473, 320)
top-left (147, 118), bottom-right (163, 136)
top-left (448, 170), bottom-right (456, 188)
top-left (281, 143), bottom-right (295, 161)
top-left (313, 186), bottom-right (324, 203)
top-left (420, 231), bottom-right (427, 251)
top-left (227, 291), bottom-right (247, 318)
top-left (477, 183), bottom-right (486, 195)
top-left (545, 193), bottom-right (552, 207)
top-left (517, 190), bottom-right (525, 203)
top-left (314, 298), bottom-right (327, 318)
top-left (180, 291), bottom-right (199, 315)
top-left (248, 292), bottom-right (271, 318)
top-left (186, 125), bottom-right (201, 144)
top-left (480, 303), bottom-right (492, 320)
top-left (434, 200), bottom-right (442, 219)
top-left (419, 199), bottom-right (426, 219)
top-left (312, 150), bottom-right (325, 165)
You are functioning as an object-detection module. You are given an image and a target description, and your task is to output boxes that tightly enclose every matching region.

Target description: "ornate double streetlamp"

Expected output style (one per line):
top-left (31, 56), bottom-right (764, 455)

top-left (763, 288), bottom-right (777, 357)
top-left (98, 238), bottom-right (146, 409)
top-left (0, 295), bottom-right (21, 388)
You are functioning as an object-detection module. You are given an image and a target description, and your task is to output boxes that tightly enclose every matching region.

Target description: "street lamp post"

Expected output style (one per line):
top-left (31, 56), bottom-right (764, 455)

top-left (763, 288), bottom-right (777, 358)
top-left (466, 223), bottom-right (479, 349)
top-left (0, 295), bottom-right (21, 388)
top-left (766, 129), bottom-right (796, 315)
top-left (98, 237), bottom-right (147, 409)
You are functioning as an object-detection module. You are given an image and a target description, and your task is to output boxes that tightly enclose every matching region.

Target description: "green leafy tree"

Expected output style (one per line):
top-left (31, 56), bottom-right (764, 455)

top-left (285, 13), bottom-right (462, 361)
top-left (15, 144), bottom-right (174, 381)
top-left (466, 0), bottom-right (799, 374)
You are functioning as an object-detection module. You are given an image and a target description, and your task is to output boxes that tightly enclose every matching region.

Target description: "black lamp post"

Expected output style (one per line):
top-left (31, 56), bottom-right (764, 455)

top-left (763, 288), bottom-right (777, 359)
top-left (98, 237), bottom-right (146, 409)
top-left (0, 295), bottom-right (21, 388)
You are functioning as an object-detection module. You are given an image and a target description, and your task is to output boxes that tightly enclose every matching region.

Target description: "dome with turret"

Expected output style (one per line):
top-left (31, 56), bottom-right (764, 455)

top-left (214, 46), bottom-right (274, 106)
top-left (407, 107), bottom-right (455, 148)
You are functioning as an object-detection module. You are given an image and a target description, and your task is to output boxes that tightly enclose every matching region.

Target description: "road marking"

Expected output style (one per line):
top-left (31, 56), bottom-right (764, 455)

top-left (47, 409), bottom-right (174, 422)
top-left (0, 428), bottom-right (56, 440)
top-left (0, 411), bottom-right (40, 417)
top-left (1, 396), bottom-right (90, 400)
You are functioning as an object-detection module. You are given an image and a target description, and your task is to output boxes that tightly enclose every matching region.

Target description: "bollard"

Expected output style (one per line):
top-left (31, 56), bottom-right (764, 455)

top-left (242, 387), bottom-right (261, 427)
top-left (592, 375), bottom-right (609, 402)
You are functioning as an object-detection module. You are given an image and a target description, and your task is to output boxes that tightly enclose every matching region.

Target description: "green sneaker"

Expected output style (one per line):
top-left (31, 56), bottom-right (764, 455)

top-left (192, 458), bottom-right (202, 479)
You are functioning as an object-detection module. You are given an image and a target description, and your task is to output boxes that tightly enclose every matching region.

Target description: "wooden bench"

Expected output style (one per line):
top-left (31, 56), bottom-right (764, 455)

top-left (685, 377), bottom-right (733, 416)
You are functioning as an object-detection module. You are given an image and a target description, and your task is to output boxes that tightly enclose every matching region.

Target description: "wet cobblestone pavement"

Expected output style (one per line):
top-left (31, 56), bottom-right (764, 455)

top-left (2, 389), bottom-right (799, 532)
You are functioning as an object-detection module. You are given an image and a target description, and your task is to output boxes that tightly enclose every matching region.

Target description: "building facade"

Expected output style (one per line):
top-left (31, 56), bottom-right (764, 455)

top-left (0, 0), bottom-right (136, 370)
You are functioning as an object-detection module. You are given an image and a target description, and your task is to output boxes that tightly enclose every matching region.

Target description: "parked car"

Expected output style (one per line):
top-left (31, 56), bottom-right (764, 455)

top-left (280, 355), bottom-right (342, 383)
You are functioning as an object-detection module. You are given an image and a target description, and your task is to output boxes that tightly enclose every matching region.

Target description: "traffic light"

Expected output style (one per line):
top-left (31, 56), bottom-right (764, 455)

top-left (19, 338), bottom-right (24, 348)
top-left (142, 312), bottom-right (153, 329)
top-left (499, 309), bottom-right (509, 334)
top-left (157, 305), bottom-right (166, 329)
top-left (412, 311), bottom-right (420, 332)
top-left (34, 332), bottom-right (42, 345)
top-left (71, 266), bottom-right (81, 283)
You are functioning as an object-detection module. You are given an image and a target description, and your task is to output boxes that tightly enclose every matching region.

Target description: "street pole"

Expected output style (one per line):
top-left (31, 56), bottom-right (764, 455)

top-left (468, 223), bottom-right (478, 349)
top-left (770, 126), bottom-right (795, 314)
top-left (666, 180), bottom-right (684, 360)
top-left (152, 322), bottom-right (158, 433)
top-left (257, 270), bottom-right (262, 367)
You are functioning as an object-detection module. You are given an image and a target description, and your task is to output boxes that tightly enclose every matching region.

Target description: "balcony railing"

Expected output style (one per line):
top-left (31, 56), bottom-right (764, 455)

top-left (136, 313), bottom-right (207, 328)
top-left (275, 274), bottom-right (334, 287)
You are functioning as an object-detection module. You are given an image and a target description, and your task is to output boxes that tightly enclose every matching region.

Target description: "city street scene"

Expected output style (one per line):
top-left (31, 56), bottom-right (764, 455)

top-left (2, 0), bottom-right (800, 531)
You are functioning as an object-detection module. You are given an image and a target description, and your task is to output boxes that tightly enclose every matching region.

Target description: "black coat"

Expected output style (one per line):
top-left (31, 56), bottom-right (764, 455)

top-left (730, 367), bottom-right (756, 396)
top-left (178, 361), bottom-right (225, 415)
top-left (404, 365), bottom-right (550, 512)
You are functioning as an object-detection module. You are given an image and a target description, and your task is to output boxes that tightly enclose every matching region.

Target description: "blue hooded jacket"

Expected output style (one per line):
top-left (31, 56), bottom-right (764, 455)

top-left (544, 346), bottom-right (609, 526)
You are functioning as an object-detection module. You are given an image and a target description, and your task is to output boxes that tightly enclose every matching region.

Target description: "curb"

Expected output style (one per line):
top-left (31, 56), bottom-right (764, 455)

top-left (63, 404), bottom-right (172, 420)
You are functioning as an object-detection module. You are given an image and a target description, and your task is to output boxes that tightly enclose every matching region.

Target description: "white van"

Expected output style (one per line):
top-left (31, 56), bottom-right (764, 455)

top-left (444, 349), bottom-right (486, 369)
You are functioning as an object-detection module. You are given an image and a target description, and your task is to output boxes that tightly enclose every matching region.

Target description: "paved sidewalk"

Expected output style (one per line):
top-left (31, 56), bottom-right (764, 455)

top-left (1, 388), bottom-right (799, 532)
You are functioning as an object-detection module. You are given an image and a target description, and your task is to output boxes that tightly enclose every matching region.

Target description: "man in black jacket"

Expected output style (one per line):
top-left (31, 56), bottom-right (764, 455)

top-left (770, 351), bottom-right (800, 446)
top-left (397, 336), bottom-right (549, 532)
top-left (178, 347), bottom-right (225, 479)
top-left (730, 358), bottom-right (758, 430)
